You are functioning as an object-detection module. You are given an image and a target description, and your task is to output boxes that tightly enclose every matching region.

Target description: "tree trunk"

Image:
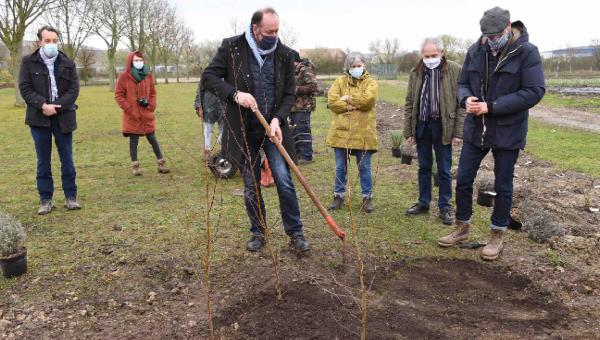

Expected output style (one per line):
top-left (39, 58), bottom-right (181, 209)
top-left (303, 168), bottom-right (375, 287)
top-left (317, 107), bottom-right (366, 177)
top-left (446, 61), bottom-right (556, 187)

top-left (10, 45), bottom-right (25, 107)
top-left (108, 50), bottom-right (117, 92)
top-left (176, 62), bottom-right (180, 83)
top-left (164, 58), bottom-right (169, 84)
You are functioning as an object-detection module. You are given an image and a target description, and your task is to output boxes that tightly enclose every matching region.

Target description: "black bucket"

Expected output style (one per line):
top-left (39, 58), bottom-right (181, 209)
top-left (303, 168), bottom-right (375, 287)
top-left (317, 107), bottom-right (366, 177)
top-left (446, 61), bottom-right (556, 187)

top-left (392, 148), bottom-right (402, 158)
top-left (0, 248), bottom-right (27, 278)
top-left (401, 154), bottom-right (412, 165)
top-left (477, 190), bottom-right (496, 207)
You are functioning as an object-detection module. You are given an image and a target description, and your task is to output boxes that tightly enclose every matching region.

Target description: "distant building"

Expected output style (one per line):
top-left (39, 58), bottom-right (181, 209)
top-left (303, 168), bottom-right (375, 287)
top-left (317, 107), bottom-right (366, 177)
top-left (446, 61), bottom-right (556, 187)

top-left (541, 46), bottom-right (597, 59)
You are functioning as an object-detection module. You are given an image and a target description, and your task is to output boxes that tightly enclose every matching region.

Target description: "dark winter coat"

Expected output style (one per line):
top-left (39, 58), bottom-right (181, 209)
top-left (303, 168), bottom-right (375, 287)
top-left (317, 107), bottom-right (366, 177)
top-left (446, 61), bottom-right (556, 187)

top-left (201, 34), bottom-right (297, 165)
top-left (19, 49), bottom-right (79, 133)
top-left (457, 21), bottom-right (545, 150)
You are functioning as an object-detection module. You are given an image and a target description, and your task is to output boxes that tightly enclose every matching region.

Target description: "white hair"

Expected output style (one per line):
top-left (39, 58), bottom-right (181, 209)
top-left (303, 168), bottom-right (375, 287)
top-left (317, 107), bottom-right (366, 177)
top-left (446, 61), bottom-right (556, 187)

top-left (420, 37), bottom-right (444, 52)
top-left (345, 51), bottom-right (366, 70)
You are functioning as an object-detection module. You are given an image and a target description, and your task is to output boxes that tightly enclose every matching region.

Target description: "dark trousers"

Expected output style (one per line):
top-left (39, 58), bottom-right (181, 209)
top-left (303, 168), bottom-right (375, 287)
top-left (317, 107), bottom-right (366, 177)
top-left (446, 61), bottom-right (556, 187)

top-left (416, 120), bottom-right (452, 210)
top-left (241, 133), bottom-right (304, 237)
top-left (290, 111), bottom-right (313, 161)
top-left (30, 117), bottom-right (77, 200)
top-left (129, 132), bottom-right (163, 162)
top-left (455, 141), bottom-right (519, 230)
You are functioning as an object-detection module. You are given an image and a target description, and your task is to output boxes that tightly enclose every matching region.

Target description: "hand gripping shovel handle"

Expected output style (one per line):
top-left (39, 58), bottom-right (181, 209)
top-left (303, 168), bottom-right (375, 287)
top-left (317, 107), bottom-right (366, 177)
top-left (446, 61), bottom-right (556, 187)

top-left (251, 108), bottom-right (346, 241)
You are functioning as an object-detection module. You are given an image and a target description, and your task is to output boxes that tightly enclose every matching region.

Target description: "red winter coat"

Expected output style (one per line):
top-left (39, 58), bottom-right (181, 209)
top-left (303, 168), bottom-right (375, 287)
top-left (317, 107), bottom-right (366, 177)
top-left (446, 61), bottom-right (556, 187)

top-left (115, 52), bottom-right (157, 135)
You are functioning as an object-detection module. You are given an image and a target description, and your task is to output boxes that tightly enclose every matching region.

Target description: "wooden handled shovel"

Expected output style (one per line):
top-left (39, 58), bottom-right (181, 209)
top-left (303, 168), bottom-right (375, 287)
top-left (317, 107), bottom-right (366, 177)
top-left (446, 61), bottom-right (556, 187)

top-left (251, 108), bottom-right (347, 243)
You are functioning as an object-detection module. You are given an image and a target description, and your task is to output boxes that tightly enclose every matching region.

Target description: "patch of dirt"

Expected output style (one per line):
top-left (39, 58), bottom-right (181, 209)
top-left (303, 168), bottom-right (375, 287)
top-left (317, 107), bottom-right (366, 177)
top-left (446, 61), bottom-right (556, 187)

top-left (214, 258), bottom-right (569, 339)
top-left (376, 101), bottom-right (405, 148)
top-left (530, 105), bottom-right (600, 133)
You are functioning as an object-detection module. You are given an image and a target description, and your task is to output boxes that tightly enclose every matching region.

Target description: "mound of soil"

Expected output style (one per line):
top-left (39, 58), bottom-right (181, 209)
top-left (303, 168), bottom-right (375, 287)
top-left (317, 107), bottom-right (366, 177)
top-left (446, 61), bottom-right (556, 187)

top-left (214, 258), bottom-right (568, 339)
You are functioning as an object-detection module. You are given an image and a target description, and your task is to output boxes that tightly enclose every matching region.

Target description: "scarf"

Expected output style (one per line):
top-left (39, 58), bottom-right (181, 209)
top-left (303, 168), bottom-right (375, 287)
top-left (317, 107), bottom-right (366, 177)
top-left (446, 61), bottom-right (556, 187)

top-left (419, 66), bottom-right (441, 122)
top-left (245, 24), bottom-right (278, 69)
top-left (131, 65), bottom-right (149, 82)
top-left (39, 48), bottom-right (58, 101)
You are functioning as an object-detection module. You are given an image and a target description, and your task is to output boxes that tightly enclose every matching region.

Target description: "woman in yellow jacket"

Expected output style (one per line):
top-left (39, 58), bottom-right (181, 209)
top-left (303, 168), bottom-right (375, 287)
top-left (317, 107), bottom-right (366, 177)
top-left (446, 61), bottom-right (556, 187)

top-left (326, 52), bottom-right (379, 213)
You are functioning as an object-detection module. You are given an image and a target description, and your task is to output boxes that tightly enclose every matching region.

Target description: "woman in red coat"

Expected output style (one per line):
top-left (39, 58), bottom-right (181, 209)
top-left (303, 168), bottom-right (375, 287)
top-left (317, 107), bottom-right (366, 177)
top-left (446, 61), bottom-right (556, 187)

top-left (115, 51), bottom-right (169, 175)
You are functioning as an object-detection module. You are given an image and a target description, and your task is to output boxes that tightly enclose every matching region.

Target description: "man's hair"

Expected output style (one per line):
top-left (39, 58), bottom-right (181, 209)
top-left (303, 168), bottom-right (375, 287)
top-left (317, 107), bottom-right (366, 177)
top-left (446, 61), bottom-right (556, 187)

top-left (251, 7), bottom-right (278, 26)
top-left (420, 37), bottom-right (444, 53)
top-left (37, 26), bottom-right (60, 40)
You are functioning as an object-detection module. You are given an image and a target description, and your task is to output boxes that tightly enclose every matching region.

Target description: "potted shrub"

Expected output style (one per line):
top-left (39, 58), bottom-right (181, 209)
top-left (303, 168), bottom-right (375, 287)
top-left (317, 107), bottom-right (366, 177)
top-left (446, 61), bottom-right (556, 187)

top-left (400, 143), bottom-right (416, 165)
top-left (476, 175), bottom-right (496, 207)
top-left (0, 212), bottom-right (27, 278)
top-left (389, 130), bottom-right (403, 158)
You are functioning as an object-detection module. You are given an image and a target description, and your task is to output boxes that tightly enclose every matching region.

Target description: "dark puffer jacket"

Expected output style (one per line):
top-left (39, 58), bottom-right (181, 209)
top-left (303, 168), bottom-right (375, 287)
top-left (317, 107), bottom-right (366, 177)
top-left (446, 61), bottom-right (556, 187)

top-left (457, 21), bottom-right (545, 150)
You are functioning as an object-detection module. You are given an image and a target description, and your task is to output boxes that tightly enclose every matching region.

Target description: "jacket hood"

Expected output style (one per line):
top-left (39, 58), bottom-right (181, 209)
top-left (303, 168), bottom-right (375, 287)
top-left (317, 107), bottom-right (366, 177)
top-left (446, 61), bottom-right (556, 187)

top-left (124, 51), bottom-right (141, 73)
top-left (479, 21), bottom-right (529, 46)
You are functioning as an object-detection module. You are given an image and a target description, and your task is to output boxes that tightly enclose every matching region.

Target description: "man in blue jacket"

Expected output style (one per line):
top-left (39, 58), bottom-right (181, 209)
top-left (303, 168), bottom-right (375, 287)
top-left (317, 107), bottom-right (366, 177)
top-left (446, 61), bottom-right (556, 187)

top-left (437, 7), bottom-right (545, 260)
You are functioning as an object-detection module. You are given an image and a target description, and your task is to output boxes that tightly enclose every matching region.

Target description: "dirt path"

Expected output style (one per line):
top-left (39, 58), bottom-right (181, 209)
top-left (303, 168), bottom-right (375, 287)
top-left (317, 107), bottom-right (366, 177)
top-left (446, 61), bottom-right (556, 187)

top-left (530, 105), bottom-right (600, 133)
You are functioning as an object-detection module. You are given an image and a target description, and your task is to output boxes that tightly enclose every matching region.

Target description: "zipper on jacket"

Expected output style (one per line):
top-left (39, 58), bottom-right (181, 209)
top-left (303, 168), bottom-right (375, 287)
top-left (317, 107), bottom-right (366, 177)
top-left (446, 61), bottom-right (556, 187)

top-left (494, 45), bottom-right (523, 73)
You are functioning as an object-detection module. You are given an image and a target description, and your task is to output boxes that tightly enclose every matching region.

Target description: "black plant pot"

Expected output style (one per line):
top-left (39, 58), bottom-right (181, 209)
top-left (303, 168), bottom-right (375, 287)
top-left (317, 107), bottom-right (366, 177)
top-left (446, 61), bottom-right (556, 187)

top-left (0, 247), bottom-right (27, 278)
top-left (433, 172), bottom-right (439, 187)
top-left (477, 190), bottom-right (496, 207)
top-left (508, 208), bottom-right (523, 230)
top-left (392, 148), bottom-right (402, 158)
top-left (401, 154), bottom-right (413, 165)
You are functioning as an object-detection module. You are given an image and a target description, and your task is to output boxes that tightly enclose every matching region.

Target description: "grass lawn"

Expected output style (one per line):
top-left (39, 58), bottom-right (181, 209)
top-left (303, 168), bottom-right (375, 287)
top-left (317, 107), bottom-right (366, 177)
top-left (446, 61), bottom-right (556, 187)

top-left (541, 92), bottom-right (600, 114)
top-left (0, 83), bottom-right (501, 298)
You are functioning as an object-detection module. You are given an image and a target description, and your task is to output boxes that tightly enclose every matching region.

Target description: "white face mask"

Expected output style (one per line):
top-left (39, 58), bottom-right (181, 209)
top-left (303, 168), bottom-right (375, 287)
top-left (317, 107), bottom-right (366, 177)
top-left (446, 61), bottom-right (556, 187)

top-left (133, 61), bottom-right (144, 70)
top-left (423, 57), bottom-right (441, 69)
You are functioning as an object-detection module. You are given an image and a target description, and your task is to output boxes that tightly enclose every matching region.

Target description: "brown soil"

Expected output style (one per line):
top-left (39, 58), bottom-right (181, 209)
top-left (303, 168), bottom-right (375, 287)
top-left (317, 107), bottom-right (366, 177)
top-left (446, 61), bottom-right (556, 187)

top-left (530, 105), bottom-right (600, 133)
top-left (214, 258), bottom-right (568, 339)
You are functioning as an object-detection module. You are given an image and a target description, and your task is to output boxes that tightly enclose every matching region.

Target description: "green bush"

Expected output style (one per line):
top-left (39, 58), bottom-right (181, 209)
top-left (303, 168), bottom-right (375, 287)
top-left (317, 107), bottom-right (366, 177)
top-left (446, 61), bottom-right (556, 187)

top-left (0, 212), bottom-right (25, 257)
top-left (389, 130), bottom-right (403, 148)
top-left (0, 69), bottom-right (14, 87)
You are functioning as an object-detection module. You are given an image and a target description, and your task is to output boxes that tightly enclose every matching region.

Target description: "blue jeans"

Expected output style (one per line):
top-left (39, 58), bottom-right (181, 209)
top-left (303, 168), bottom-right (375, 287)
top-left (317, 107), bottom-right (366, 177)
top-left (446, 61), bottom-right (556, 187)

top-left (290, 111), bottom-right (313, 160)
top-left (30, 117), bottom-right (77, 200)
top-left (333, 148), bottom-right (373, 199)
top-left (455, 141), bottom-right (520, 231)
top-left (241, 134), bottom-right (304, 237)
top-left (416, 120), bottom-right (452, 210)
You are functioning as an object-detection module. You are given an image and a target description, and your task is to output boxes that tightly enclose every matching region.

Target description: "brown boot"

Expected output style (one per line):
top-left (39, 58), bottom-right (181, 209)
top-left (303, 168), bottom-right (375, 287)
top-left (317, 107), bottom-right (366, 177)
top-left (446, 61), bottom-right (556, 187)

top-left (132, 161), bottom-right (142, 176)
top-left (437, 220), bottom-right (470, 247)
top-left (481, 229), bottom-right (505, 261)
top-left (157, 159), bottom-right (170, 174)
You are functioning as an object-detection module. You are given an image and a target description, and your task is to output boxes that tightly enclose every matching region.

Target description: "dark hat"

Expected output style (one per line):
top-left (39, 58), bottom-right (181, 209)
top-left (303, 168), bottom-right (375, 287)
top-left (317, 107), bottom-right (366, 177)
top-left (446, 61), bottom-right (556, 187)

top-left (291, 50), bottom-right (301, 62)
top-left (480, 6), bottom-right (511, 36)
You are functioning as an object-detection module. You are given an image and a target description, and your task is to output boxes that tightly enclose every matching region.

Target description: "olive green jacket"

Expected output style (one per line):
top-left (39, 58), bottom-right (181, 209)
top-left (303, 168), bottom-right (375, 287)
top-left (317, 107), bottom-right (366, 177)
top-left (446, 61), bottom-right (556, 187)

top-left (403, 58), bottom-right (465, 145)
top-left (326, 71), bottom-right (379, 151)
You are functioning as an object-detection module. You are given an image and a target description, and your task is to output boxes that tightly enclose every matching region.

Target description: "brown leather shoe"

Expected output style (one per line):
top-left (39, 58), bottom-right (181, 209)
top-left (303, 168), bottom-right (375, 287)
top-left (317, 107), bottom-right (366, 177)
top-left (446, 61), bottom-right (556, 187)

top-left (132, 161), bottom-right (142, 176)
top-left (437, 220), bottom-right (470, 247)
top-left (481, 229), bottom-right (505, 261)
top-left (157, 159), bottom-right (170, 174)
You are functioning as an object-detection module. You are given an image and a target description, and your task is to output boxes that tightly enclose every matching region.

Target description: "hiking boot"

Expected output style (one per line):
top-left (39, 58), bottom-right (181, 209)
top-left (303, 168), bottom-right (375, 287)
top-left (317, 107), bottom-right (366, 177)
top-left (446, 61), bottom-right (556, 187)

top-left (328, 196), bottom-right (344, 210)
top-left (289, 235), bottom-right (311, 252)
top-left (406, 203), bottom-right (429, 215)
top-left (64, 197), bottom-right (81, 210)
top-left (246, 234), bottom-right (265, 252)
top-left (132, 161), bottom-right (142, 176)
top-left (438, 208), bottom-right (453, 226)
top-left (297, 158), bottom-right (313, 165)
top-left (481, 229), bottom-right (505, 261)
top-left (437, 220), bottom-right (470, 247)
top-left (37, 199), bottom-right (54, 215)
top-left (361, 197), bottom-right (374, 213)
top-left (157, 159), bottom-right (170, 174)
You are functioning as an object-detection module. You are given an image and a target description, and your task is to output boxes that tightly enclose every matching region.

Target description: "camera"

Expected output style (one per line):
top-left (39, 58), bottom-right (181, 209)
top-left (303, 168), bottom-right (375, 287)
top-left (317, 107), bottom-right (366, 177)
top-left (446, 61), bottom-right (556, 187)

top-left (137, 98), bottom-right (149, 107)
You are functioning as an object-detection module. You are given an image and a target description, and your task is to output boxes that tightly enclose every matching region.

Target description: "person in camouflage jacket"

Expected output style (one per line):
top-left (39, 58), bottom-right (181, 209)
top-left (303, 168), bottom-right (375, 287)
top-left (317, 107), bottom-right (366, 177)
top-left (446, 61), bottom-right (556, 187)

top-left (290, 50), bottom-right (318, 163)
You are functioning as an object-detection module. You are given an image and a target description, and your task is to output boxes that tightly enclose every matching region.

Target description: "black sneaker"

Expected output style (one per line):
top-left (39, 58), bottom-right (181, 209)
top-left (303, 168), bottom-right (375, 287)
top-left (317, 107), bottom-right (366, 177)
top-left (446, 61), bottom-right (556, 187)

top-left (361, 197), bottom-right (374, 213)
top-left (246, 234), bottom-right (265, 252)
top-left (405, 203), bottom-right (429, 215)
top-left (438, 208), bottom-right (453, 225)
top-left (328, 196), bottom-right (344, 210)
top-left (289, 235), bottom-right (311, 252)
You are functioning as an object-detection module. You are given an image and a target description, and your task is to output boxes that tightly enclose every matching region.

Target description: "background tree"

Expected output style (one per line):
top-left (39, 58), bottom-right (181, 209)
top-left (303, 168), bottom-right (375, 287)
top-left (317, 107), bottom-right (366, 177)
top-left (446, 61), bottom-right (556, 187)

top-left (279, 22), bottom-right (298, 48)
top-left (94, 0), bottom-right (127, 91)
top-left (77, 45), bottom-right (96, 86)
top-left (43, 0), bottom-right (96, 60)
top-left (0, 0), bottom-right (56, 105)
top-left (592, 39), bottom-right (600, 71)
top-left (369, 38), bottom-right (400, 64)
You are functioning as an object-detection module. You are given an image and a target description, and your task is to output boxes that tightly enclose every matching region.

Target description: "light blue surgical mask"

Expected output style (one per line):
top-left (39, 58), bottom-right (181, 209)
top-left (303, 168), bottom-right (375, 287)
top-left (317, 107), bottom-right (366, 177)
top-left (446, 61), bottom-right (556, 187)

top-left (133, 61), bottom-right (144, 70)
top-left (349, 67), bottom-right (364, 79)
top-left (43, 43), bottom-right (59, 58)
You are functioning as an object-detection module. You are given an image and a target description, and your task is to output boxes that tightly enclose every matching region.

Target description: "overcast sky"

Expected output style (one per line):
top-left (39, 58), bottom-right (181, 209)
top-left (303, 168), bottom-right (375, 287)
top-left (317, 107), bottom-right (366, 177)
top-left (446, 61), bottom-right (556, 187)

top-left (171, 0), bottom-right (598, 53)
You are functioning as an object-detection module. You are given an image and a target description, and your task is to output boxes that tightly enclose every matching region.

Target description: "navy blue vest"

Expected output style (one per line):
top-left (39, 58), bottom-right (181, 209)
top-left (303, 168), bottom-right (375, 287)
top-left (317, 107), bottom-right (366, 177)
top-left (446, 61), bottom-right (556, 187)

top-left (248, 51), bottom-right (275, 132)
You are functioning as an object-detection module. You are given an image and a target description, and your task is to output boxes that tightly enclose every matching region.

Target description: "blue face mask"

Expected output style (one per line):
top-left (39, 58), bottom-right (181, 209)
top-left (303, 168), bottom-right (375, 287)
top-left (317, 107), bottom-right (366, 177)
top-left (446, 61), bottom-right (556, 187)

top-left (258, 35), bottom-right (277, 50)
top-left (349, 67), bottom-right (364, 79)
top-left (133, 61), bottom-right (144, 70)
top-left (43, 43), bottom-right (59, 58)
